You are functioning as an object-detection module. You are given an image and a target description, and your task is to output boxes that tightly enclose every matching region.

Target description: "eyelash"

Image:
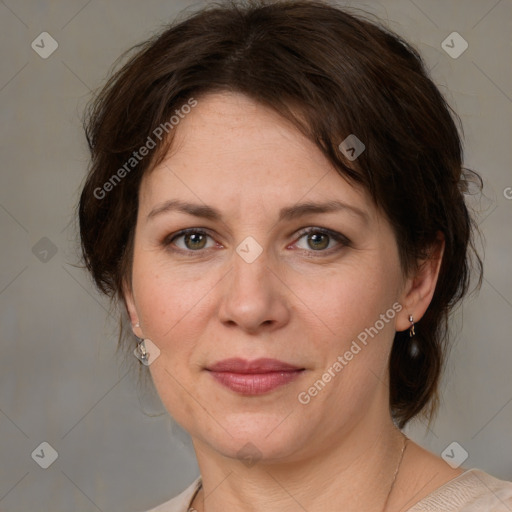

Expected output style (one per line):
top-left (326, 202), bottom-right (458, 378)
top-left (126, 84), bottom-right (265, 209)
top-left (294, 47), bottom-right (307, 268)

top-left (162, 227), bottom-right (351, 257)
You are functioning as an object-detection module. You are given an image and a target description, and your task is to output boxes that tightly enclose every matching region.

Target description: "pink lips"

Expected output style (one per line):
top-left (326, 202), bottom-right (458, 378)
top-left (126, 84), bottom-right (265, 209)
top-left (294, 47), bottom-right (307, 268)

top-left (206, 358), bottom-right (305, 395)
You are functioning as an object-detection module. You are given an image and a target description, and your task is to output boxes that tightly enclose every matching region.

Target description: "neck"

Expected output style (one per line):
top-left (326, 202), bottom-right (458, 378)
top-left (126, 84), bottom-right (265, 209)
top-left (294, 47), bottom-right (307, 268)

top-left (190, 416), bottom-right (407, 512)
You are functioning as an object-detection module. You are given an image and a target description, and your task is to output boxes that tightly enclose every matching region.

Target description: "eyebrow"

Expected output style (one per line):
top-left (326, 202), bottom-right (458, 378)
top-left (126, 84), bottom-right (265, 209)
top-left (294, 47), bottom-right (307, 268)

top-left (146, 199), bottom-right (368, 224)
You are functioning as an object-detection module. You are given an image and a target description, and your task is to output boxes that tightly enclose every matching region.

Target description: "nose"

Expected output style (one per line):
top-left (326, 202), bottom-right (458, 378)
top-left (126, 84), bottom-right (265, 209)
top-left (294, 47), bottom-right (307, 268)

top-left (217, 246), bottom-right (291, 334)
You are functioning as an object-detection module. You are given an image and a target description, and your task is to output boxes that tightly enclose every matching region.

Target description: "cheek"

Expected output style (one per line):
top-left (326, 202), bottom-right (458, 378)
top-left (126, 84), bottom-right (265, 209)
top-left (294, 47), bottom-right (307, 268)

top-left (131, 258), bottom-right (215, 420)
top-left (132, 253), bottom-right (217, 342)
top-left (290, 258), bottom-right (402, 347)
top-left (293, 263), bottom-right (401, 413)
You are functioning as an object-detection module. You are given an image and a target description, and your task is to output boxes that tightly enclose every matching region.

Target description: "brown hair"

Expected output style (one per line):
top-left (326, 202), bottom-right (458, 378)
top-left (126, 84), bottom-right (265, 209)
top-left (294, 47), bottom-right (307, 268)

top-left (79, 0), bottom-right (482, 428)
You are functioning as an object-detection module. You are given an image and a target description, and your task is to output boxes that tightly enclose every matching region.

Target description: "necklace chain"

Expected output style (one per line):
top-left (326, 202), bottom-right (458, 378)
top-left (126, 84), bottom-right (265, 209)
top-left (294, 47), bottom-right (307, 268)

top-left (190, 434), bottom-right (408, 512)
top-left (381, 433), bottom-right (408, 512)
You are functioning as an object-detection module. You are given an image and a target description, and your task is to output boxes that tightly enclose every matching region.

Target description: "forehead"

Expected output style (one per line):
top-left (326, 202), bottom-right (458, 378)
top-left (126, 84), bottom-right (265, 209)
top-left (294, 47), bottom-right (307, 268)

top-left (139, 91), bottom-right (372, 219)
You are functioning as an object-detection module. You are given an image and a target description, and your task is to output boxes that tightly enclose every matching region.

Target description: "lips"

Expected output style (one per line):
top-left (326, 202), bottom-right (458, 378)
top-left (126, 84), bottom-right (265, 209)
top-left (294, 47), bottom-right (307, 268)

top-left (207, 358), bottom-right (303, 373)
top-left (206, 358), bottom-right (305, 395)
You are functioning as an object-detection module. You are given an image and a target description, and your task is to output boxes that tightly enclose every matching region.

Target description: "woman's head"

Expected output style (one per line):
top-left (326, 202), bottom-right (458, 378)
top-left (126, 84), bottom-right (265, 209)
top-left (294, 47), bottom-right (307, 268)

top-left (79, 0), bottom-right (481, 444)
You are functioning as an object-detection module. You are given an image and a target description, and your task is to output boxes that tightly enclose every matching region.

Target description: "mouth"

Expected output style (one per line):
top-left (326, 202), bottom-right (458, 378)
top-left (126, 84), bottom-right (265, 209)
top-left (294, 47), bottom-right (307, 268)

top-left (205, 358), bottom-right (306, 395)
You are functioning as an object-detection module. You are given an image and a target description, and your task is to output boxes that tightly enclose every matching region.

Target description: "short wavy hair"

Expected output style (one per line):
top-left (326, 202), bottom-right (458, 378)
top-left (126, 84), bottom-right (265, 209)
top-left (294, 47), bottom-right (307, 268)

top-left (79, 0), bottom-right (482, 428)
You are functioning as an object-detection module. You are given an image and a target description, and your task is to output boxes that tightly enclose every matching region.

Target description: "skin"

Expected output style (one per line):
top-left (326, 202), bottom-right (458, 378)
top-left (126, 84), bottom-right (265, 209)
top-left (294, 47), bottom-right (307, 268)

top-left (124, 92), bottom-right (463, 511)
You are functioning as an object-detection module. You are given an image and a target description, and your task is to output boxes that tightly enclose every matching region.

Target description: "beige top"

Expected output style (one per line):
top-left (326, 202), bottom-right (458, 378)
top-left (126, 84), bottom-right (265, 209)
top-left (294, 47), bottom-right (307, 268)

top-left (142, 468), bottom-right (512, 512)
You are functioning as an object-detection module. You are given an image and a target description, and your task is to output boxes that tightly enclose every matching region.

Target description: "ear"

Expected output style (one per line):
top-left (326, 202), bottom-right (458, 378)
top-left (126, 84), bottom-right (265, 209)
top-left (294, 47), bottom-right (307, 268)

top-left (395, 233), bottom-right (445, 332)
top-left (122, 279), bottom-right (144, 339)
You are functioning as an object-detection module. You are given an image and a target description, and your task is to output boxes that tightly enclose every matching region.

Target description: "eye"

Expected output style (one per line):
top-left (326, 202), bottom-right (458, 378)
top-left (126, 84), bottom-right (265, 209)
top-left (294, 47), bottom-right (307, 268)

top-left (163, 227), bottom-right (349, 256)
top-left (293, 227), bottom-right (350, 254)
top-left (164, 229), bottom-right (218, 252)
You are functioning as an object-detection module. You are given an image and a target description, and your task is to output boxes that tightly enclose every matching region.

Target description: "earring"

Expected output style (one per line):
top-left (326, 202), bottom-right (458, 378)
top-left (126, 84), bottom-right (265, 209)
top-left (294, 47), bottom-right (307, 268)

top-left (408, 315), bottom-right (416, 337)
top-left (135, 339), bottom-right (148, 364)
top-left (409, 315), bottom-right (416, 338)
top-left (134, 336), bottom-right (161, 366)
top-left (134, 338), bottom-right (150, 365)
top-left (408, 315), bottom-right (421, 358)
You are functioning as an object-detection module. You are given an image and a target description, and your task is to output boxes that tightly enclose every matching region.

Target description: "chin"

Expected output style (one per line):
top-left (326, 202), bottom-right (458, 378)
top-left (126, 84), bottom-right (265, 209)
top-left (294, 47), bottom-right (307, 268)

top-left (196, 413), bottom-right (310, 464)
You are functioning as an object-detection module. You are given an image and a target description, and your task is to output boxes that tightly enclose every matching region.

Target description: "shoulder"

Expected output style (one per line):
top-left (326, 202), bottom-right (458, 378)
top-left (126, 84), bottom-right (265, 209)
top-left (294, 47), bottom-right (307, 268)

top-left (139, 477), bottom-right (202, 512)
top-left (407, 468), bottom-right (512, 511)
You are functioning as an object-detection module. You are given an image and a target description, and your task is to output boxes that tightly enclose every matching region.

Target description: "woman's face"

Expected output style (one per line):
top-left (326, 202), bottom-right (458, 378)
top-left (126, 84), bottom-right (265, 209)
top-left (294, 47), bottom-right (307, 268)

top-left (125, 91), bottom-right (415, 463)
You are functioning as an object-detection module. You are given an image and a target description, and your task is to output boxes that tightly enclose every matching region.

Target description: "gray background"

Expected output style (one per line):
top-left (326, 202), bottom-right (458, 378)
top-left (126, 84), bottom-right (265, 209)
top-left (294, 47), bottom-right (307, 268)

top-left (0, 0), bottom-right (511, 511)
